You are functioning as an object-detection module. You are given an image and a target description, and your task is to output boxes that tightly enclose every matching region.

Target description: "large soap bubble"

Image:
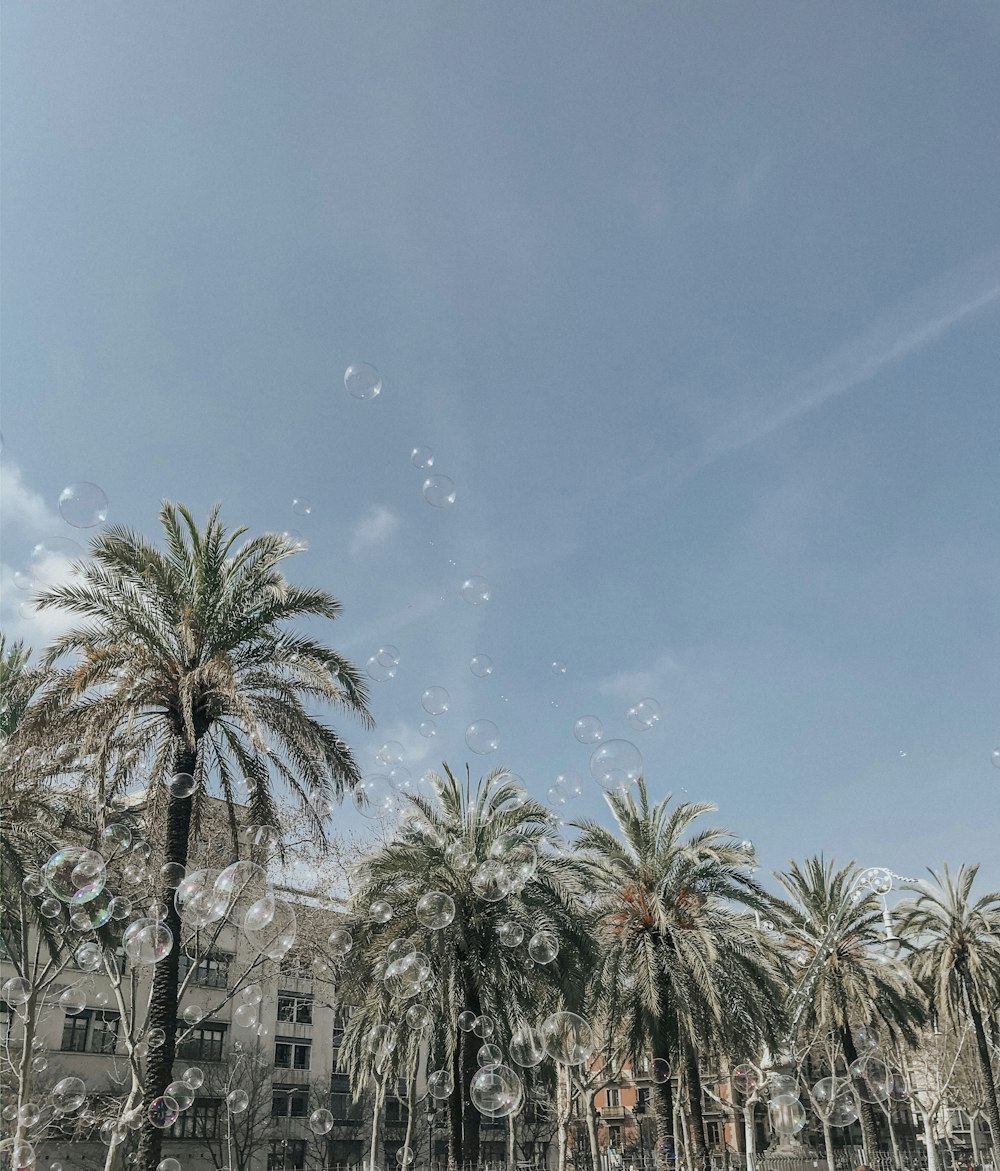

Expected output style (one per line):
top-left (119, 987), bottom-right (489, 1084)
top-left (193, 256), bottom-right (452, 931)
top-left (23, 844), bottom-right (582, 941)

top-left (466, 720), bottom-right (500, 755)
top-left (148, 1097), bottom-right (179, 1128)
top-left (123, 919), bottom-right (174, 965)
top-left (589, 739), bottom-right (643, 791)
top-left (509, 1026), bottom-right (545, 1068)
top-left (344, 362), bottom-right (382, 400)
top-left (422, 475), bottom-right (456, 508)
top-left (626, 698), bottom-right (661, 731)
top-left (58, 482), bottom-right (108, 529)
top-left (421, 686), bottom-right (450, 715)
top-left (165, 1080), bottom-right (195, 1111)
top-left (416, 891), bottom-right (455, 930)
top-left (244, 898), bottom-right (297, 961)
top-left (427, 1069), bottom-right (454, 1099)
top-left (175, 869), bottom-right (228, 928)
top-left (472, 860), bottom-right (512, 902)
top-left (353, 774), bottom-right (396, 819)
top-left (528, 932), bottom-right (559, 964)
top-left (310, 1108), bottom-right (334, 1135)
top-left (848, 1056), bottom-right (892, 1103)
top-left (50, 1076), bottom-right (86, 1113)
top-left (43, 847), bottom-right (107, 905)
top-left (541, 1012), bottom-right (595, 1065)
top-left (470, 1065), bottom-right (523, 1118)
top-left (29, 538), bottom-right (83, 587)
top-left (768, 1096), bottom-right (807, 1136)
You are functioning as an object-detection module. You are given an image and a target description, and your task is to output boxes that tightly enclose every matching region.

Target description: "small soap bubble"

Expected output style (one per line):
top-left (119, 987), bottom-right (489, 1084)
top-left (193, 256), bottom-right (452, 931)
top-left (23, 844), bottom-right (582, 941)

top-left (466, 720), bottom-right (500, 755)
top-left (345, 362), bottom-right (382, 400)
top-left (589, 739), bottom-right (643, 791)
top-left (422, 475), bottom-right (456, 507)
top-left (573, 716), bottom-right (604, 744)
top-left (421, 686), bottom-right (450, 715)
top-left (626, 698), bottom-right (662, 731)
top-left (470, 654), bottom-right (494, 677)
top-left (419, 720), bottom-right (437, 738)
top-left (291, 498), bottom-right (312, 517)
top-left (461, 576), bottom-right (491, 605)
top-left (411, 446), bottom-right (434, 469)
top-left (58, 482), bottom-right (108, 529)
top-left (551, 661), bottom-right (567, 675)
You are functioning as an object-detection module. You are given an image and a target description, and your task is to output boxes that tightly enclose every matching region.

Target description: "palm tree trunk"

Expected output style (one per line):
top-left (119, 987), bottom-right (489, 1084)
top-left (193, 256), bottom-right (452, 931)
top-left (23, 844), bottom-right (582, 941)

top-left (461, 1022), bottom-right (482, 1165)
top-left (841, 1026), bottom-right (879, 1159)
top-left (683, 1047), bottom-right (710, 1171)
top-left (447, 1041), bottom-right (463, 1169)
top-left (967, 996), bottom-right (1000, 1155)
top-left (136, 746), bottom-right (197, 1171)
top-left (652, 1073), bottom-right (675, 1171)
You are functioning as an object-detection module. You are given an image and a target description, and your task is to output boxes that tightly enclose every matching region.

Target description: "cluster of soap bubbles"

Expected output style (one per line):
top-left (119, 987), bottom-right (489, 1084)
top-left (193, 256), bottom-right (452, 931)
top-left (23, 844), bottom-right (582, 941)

top-left (146, 1066), bottom-right (205, 1134)
top-left (366, 645), bottom-right (400, 682)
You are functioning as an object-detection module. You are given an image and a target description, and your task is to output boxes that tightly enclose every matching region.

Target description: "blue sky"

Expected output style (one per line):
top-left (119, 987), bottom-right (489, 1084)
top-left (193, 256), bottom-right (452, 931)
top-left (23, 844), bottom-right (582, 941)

top-left (2, 2), bottom-right (998, 889)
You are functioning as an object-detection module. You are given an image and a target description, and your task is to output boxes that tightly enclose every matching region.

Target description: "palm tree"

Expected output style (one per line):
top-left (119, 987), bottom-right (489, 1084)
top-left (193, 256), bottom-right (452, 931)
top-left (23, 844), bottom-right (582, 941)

top-left (337, 765), bottom-right (593, 1168)
top-left (573, 781), bottom-right (786, 1171)
top-left (771, 858), bottom-right (927, 1157)
top-left (31, 502), bottom-right (372, 1171)
top-left (896, 865), bottom-right (1000, 1154)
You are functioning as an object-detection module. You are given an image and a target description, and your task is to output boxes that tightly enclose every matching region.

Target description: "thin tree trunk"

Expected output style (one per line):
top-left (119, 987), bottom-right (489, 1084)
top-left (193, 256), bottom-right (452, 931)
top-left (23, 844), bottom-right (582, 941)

top-left (967, 995), bottom-right (1000, 1155)
top-left (506, 1113), bottom-right (515, 1167)
top-left (920, 1111), bottom-right (939, 1171)
top-left (557, 1064), bottom-right (573, 1171)
top-left (885, 1102), bottom-right (902, 1170)
top-left (742, 1105), bottom-right (757, 1171)
top-left (821, 1117), bottom-right (835, 1171)
top-left (136, 745), bottom-right (198, 1171)
top-left (14, 990), bottom-right (37, 1150)
top-left (683, 1047), bottom-right (710, 1171)
top-left (842, 1026), bottom-right (879, 1158)
top-left (584, 1089), bottom-right (602, 1171)
top-left (369, 1078), bottom-right (384, 1171)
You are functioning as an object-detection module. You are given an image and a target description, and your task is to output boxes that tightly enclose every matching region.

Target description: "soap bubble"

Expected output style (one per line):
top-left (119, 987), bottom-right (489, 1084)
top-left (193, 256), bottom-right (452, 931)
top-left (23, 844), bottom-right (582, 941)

top-left (470, 1065), bottom-right (523, 1118)
top-left (9, 1141), bottom-right (35, 1169)
top-left (811, 1077), bottom-right (847, 1107)
top-left (384, 954), bottom-right (426, 1000)
top-left (651, 1058), bottom-right (671, 1084)
top-left (991, 748), bottom-right (1000, 768)
top-left (310, 1108), bottom-right (334, 1135)
top-left (227, 1089), bottom-right (250, 1113)
top-left (589, 739), bottom-right (643, 791)
top-left (386, 937), bottom-right (416, 966)
top-left (165, 1080), bottom-right (195, 1111)
top-left (29, 537), bottom-right (83, 587)
top-left (50, 1076), bottom-right (86, 1113)
top-left (768, 1073), bottom-right (798, 1099)
top-left (509, 1026), bottom-right (545, 1067)
top-left (445, 841), bottom-right (475, 872)
top-left (528, 931), bottom-right (559, 964)
top-left (21, 873), bottom-right (45, 897)
top-left (328, 926), bottom-right (353, 955)
top-left (148, 1097), bottom-right (179, 1128)
top-left (291, 497), bottom-right (312, 517)
top-left (101, 823), bottom-right (132, 853)
top-left (175, 870), bottom-right (228, 929)
top-left (182, 1067), bottom-right (205, 1089)
top-left (853, 1025), bottom-right (879, 1052)
top-left (244, 895), bottom-right (276, 931)
top-left (370, 900), bottom-right (393, 924)
top-left (472, 1015), bottom-right (494, 1039)
top-left (406, 1004), bottom-right (432, 1032)
top-left (58, 482), bottom-right (108, 528)
top-left (366, 654), bottom-right (398, 682)
top-left (43, 846), bottom-right (107, 904)
top-left (419, 720), bottom-right (437, 738)
top-left (470, 654), bottom-right (494, 677)
top-left (244, 898), bottom-right (297, 960)
top-left (160, 862), bottom-right (186, 889)
top-left (573, 716), bottom-right (604, 744)
top-left (73, 941), bottom-right (102, 972)
top-left (422, 475), bottom-right (456, 507)
top-left (551, 661), bottom-right (567, 675)
top-left (123, 919), bottom-right (173, 965)
top-left (496, 920), bottom-right (524, 948)
top-left (466, 720), bottom-right (500, 755)
top-left (165, 772), bottom-right (198, 798)
top-left (59, 986), bottom-right (87, 1015)
top-left (768, 1097), bottom-right (806, 1136)
top-left (396, 1147), bottom-right (415, 1167)
top-left (147, 1027), bottom-right (166, 1048)
top-left (828, 1095), bottom-right (860, 1127)
top-left (541, 1011), bottom-right (595, 1065)
top-left (421, 686), bottom-right (450, 715)
top-left (458, 1010), bottom-right (477, 1032)
top-left (416, 891), bottom-right (456, 930)
top-left (478, 1043), bottom-right (503, 1069)
top-left (848, 1056), bottom-right (892, 1103)
top-left (627, 698), bottom-right (662, 730)
top-left (181, 1003), bottom-right (205, 1026)
top-left (411, 446), bottom-right (434, 469)
top-left (427, 1069), bottom-right (454, 1099)
top-left (215, 860), bottom-right (269, 907)
top-left (472, 860), bottom-right (512, 902)
top-left (13, 570), bottom-right (32, 591)
top-left (461, 576), bottom-right (491, 605)
top-left (377, 741), bottom-right (405, 766)
top-left (345, 362), bottom-right (382, 400)
top-left (158, 1161), bottom-right (182, 1171)
top-left (354, 775), bottom-right (396, 820)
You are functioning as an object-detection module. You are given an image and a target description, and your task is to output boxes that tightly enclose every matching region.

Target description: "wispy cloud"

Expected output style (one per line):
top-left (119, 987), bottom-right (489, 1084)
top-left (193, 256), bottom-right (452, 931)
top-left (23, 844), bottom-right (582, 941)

top-left (349, 503), bottom-right (399, 557)
top-left (0, 463), bottom-right (55, 533)
top-left (599, 651), bottom-right (682, 704)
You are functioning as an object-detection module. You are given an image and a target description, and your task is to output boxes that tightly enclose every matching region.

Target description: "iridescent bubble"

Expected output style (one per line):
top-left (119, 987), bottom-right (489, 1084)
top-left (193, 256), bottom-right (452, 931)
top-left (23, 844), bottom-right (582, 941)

top-left (470, 654), bottom-right (494, 677)
top-left (175, 869), bottom-right (228, 929)
top-left (101, 823), bottom-right (132, 853)
top-left (466, 720), bottom-right (500, 755)
top-left (470, 1065), bottom-right (523, 1119)
top-left (122, 919), bottom-right (173, 965)
top-left (345, 362), bottom-right (382, 400)
top-left (472, 859), bottom-right (512, 902)
top-left (573, 716), bottom-right (604, 744)
top-left (148, 1097), bottom-right (179, 1128)
top-left (427, 1070), bottom-right (454, 1100)
top-left (422, 475), bottom-right (456, 508)
top-left (43, 847), bottom-right (107, 904)
top-left (165, 1080), bottom-right (195, 1111)
top-left (58, 482), bottom-right (108, 529)
top-left (165, 772), bottom-right (198, 798)
top-left (460, 576), bottom-right (491, 605)
top-left (415, 891), bottom-right (455, 930)
top-left (527, 931), bottom-right (559, 964)
top-left (540, 1011), bottom-right (595, 1065)
top-left (419, 720), bottom-right (437, 738)
top-left (848, 1056), bottom-right (892, 1103)
top-left (626, 698), bottom-right (662, 731)
top-left (421, 686), bottom-right (450, 715)
top-left (509, 1026), bottom-right (545, 1067)
top-left (310, 1108), bottom-right (334, 1135)
top-left (370, 899), bottom-right (393, 924)
top-left (50, 1076), bottom-right (86, 1113)
top-left (328, 926), bottom-right (353, 956)
top-left (291, 497), bottom-right (312, 517)
top-left (29, 537), bottom-right (83, 587)
top-left (589, 739), bottom-right (643, 791)
top-left (227, 1089), bottom-right (250, 1113)
top-left (411, 446), bottom-right (434, 469)
top-left (182, 1067), bottom-right (205, 1089)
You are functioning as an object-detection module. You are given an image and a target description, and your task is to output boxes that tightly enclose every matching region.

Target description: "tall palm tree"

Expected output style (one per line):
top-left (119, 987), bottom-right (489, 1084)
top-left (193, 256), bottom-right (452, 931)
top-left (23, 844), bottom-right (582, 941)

top-left (573, 781), bottom-right (786, 1171)
top-left (895, 864), bottom-right (1000, 1153)
top-left (30, 502), bottom-right (372, 1171)
top-left (771, 858), bottom-right (927, 1157)
top-left (337, 765), bottom-right (594, 1168)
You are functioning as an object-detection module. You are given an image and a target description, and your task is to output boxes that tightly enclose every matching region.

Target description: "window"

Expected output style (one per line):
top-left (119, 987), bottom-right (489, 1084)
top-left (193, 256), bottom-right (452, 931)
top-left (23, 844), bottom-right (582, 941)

top-left (272, 1087), bottom-right (310, 1118)
top-left (636, 1088), bottom-right (650, 1113)
top-left (606, 1087), bottom-right (621, 1108)
top-left (0, 1003), bottom-right (11, 1046)
top-left (177, 1022), bottom-right (227, 1063)
top-left (331, 1073), bottom-right (352, 1118)
top-left (274, 1039), bottom-right (311, 1070)
top-left (608, 1124), bottom-right (622, 1148)
top-left (178, 952), bottom-right (230, 989)
top-left (385, 1095), bottom-right (408, 1123)
top-left (172, 1099), bottom-right (221, 1139)
top-left (268, 1139), bottom-right (306, 1170)
top-left (276, 993), bottom-right (313, 1025)
top-left (61, 1011), bottom-right (119, 1054)
top-left (707, 1121), bottom-right (724, 1148)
